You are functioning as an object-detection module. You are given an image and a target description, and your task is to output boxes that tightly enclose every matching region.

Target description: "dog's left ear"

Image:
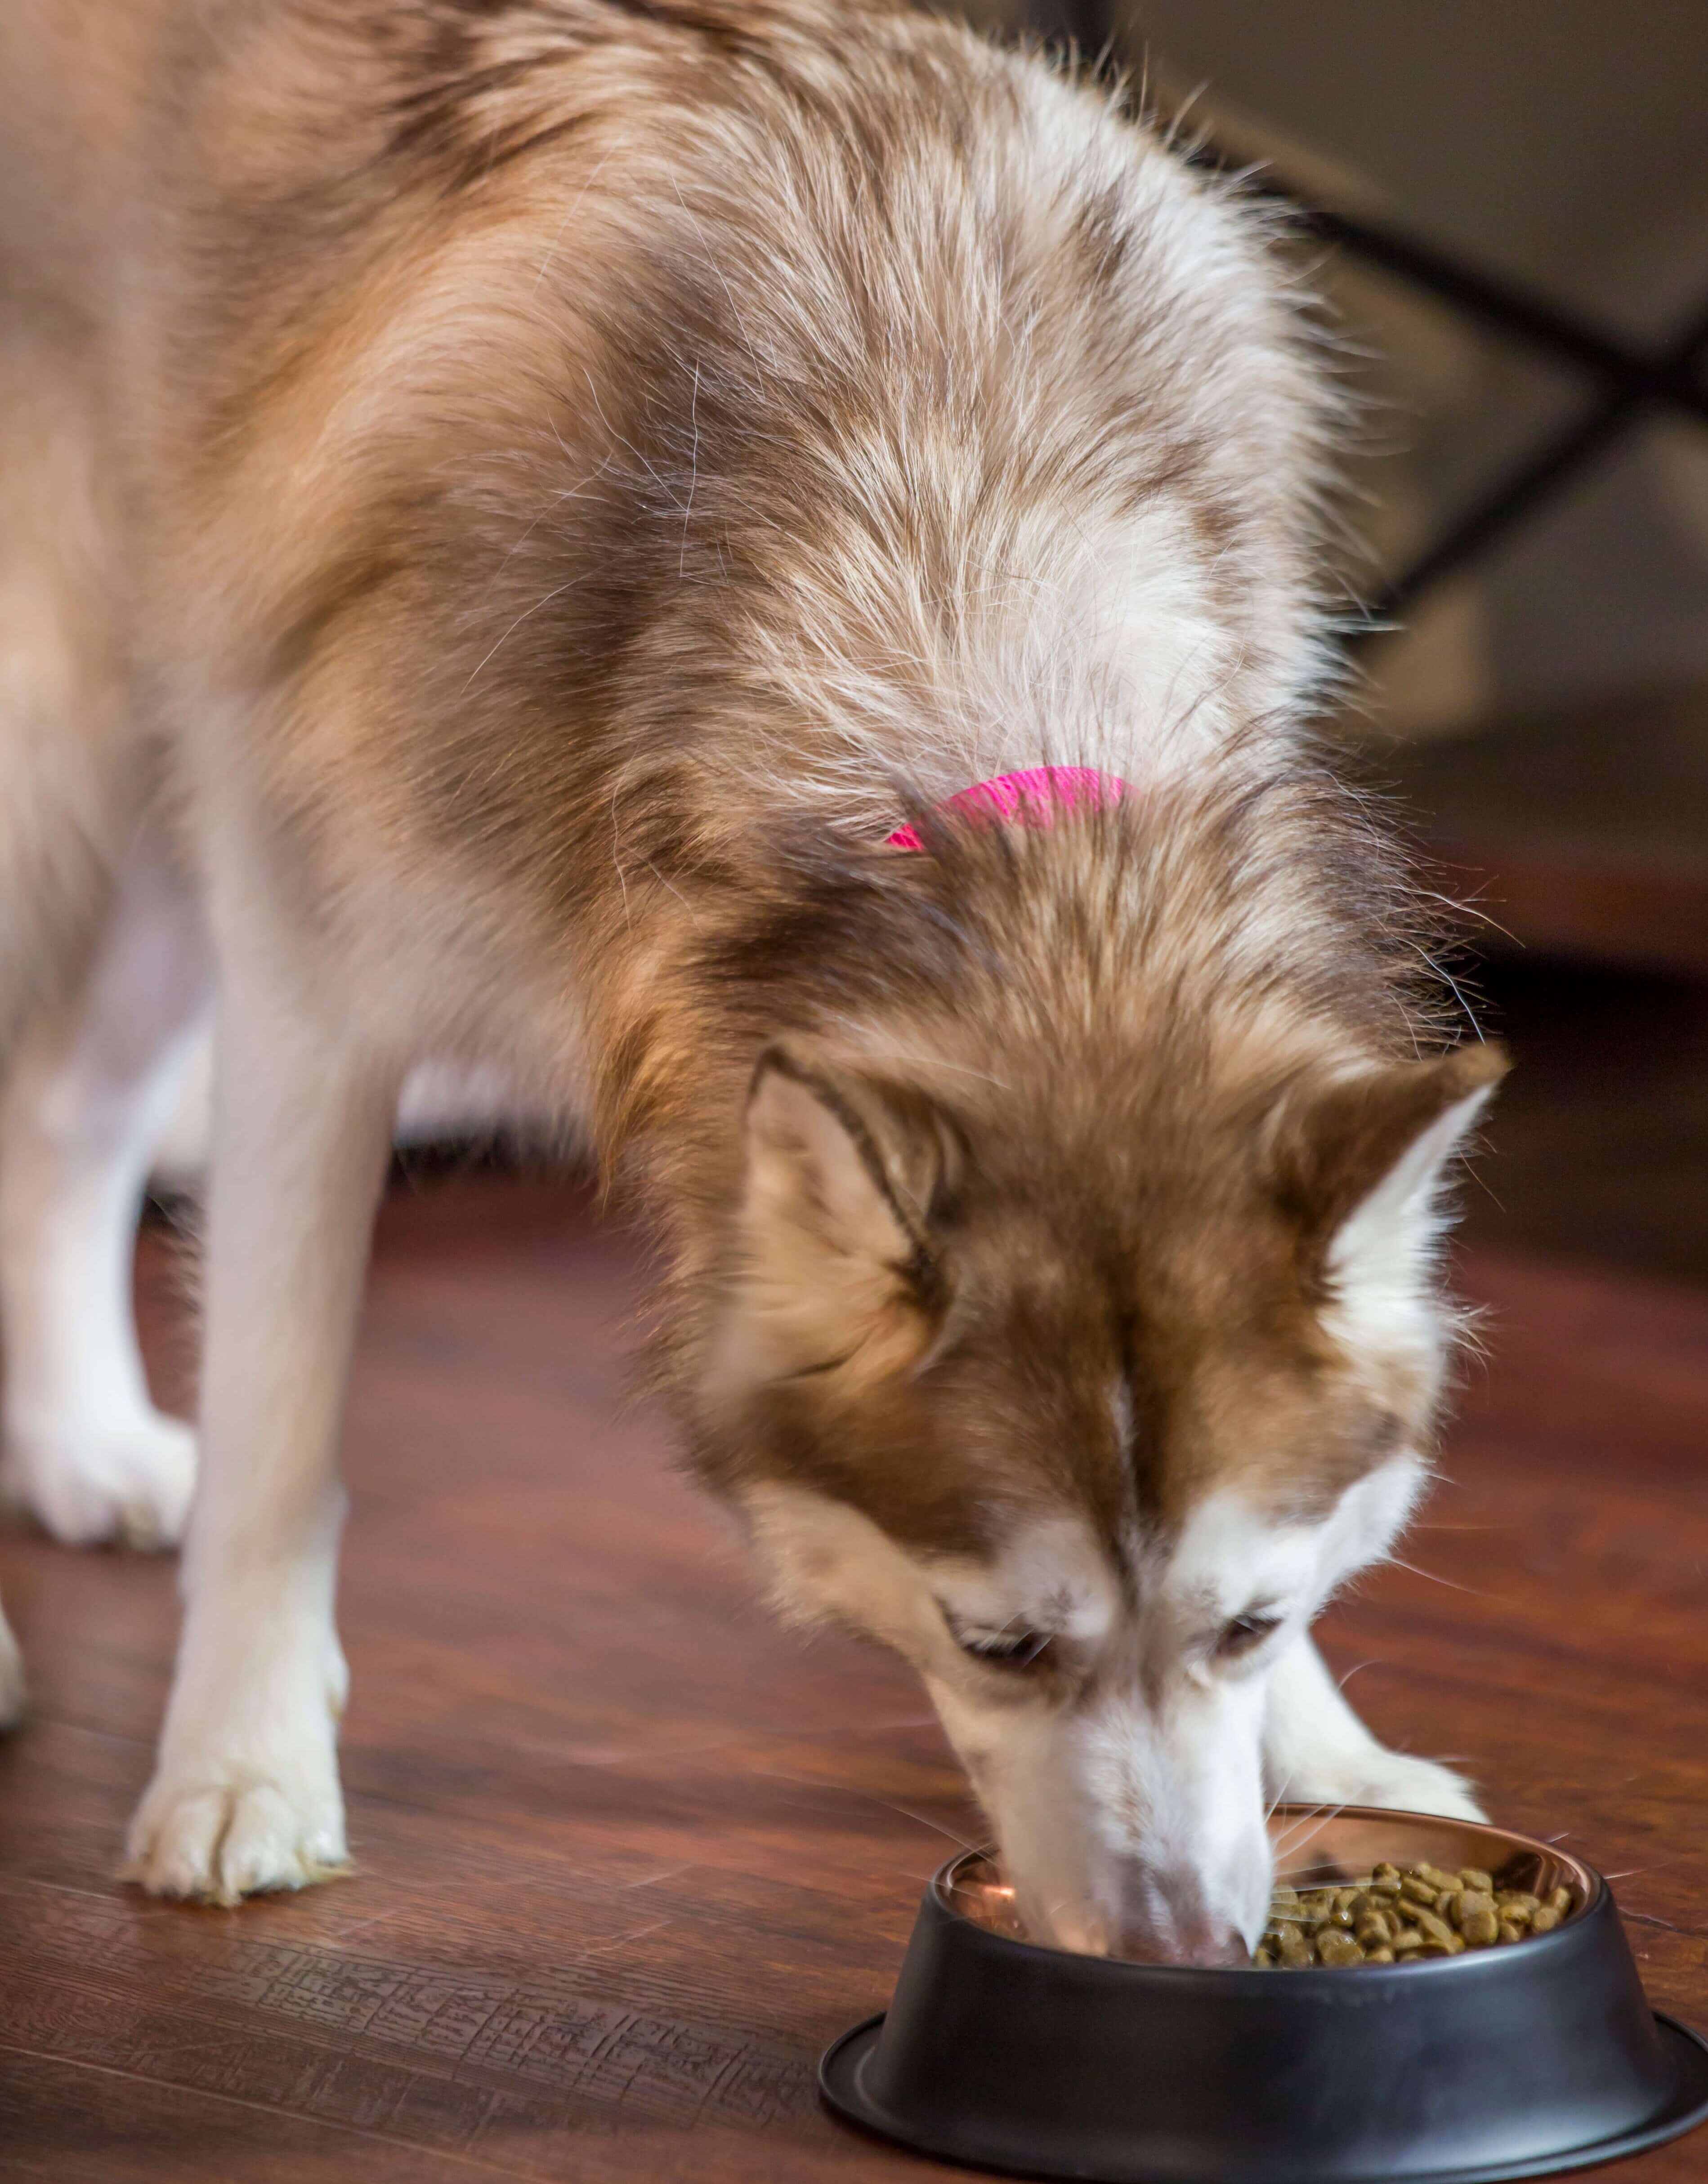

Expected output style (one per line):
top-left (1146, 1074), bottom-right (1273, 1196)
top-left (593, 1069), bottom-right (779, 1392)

top-left (727, 1036), bottom-right (957, 1385)
top-left (1274, 1041), bottom-right (1510, 1293)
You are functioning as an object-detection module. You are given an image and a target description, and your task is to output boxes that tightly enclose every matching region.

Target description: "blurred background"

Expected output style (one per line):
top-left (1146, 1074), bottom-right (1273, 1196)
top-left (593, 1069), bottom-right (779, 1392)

top-left (961, 0), bottom-right (1708, 1286)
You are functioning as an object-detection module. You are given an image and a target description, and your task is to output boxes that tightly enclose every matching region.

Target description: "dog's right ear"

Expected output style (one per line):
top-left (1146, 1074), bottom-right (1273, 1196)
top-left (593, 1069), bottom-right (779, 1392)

top-left (729, 1037), bottom-right (957, 1388)
top-left (1270, 1040), bottom-right (1509, 1298)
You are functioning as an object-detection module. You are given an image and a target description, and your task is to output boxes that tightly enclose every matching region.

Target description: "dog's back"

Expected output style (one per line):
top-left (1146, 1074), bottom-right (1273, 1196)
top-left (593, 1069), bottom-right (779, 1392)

top-left (2, 0), bottom-right (1336, 1098)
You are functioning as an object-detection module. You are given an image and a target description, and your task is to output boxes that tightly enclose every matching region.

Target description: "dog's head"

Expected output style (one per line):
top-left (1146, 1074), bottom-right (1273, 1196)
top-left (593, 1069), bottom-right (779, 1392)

top-left (695, 1013), bottom-right (1504, 1962)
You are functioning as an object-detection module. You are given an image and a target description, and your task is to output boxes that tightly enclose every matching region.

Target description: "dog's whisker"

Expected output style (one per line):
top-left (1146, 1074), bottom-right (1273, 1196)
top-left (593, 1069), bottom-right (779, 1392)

top-left (1272, 1804), bottom-right (1349, 1862)
top-left (1623, 1909), bottom-right (1708, 1938)
top-left (770, 1775), bottom-right (986, 1858)
top-left (1386, 1558), bottom-right (1491, 1597)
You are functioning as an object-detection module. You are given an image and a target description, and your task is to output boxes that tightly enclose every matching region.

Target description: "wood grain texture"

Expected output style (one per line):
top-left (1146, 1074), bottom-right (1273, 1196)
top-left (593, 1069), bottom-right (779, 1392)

top-left (1, 1169), bottom-right (1704, 2180)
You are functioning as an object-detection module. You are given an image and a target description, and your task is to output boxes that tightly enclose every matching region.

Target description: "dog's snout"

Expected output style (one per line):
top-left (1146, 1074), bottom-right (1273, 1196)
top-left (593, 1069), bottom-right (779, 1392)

top-left (1115, 1869), bottom-right (1250, 1967)
top-left (1117, 1917), bottom-right (1248, 1966)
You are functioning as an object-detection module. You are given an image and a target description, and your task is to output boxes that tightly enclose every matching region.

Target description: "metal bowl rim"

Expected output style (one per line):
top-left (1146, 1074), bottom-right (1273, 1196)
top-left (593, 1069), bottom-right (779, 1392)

top-left (934, 1803), bottom-right (1604, 1980)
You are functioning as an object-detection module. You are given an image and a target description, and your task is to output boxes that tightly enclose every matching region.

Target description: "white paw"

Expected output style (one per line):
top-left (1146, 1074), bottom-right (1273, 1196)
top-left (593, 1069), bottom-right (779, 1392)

top-left (123, 1634), bottom-right (350, 1904)
top-left (1288, 1747), bottom-right (1486, 1825)
top-left (124, 1735), bottom-right (348, 1905)
top-left (2, 1409), bottom-right (197, 1550)
top-left (0, 1605), bottom-right (25, 1729)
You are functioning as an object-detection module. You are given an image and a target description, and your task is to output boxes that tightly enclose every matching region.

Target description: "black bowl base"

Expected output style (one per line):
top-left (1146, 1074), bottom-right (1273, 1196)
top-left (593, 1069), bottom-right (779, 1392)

top-left (820, 2011), bottom-right (1708, 2184)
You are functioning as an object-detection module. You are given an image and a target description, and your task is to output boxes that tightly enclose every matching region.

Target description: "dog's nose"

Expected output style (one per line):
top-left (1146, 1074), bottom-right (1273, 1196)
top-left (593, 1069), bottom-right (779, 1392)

top-left (1114, 1915), bottom-right (1248, 1966)
top-left (1115, 1871), bottom-right (1252, 1965)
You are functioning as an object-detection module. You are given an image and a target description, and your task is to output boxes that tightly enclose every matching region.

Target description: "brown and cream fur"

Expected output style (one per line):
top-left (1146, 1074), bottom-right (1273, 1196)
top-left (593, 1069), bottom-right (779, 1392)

top-left (0, 0), bottom-right (1501, 1953)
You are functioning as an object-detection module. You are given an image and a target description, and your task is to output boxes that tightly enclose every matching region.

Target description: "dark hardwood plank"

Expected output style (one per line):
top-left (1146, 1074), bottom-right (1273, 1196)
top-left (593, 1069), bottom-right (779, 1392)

top-left (1, 1171), bottom-right (1704, 2180)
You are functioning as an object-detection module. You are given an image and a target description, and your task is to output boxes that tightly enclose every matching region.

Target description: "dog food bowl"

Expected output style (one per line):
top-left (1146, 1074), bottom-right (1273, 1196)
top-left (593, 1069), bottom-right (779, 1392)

top-left (821, 1806), bottom-right (1708, 2183)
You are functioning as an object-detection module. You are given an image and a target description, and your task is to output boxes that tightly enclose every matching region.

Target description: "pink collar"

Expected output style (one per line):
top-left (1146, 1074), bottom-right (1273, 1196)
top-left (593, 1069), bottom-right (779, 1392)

top-left (886, 766), bottom-right (1127, 850)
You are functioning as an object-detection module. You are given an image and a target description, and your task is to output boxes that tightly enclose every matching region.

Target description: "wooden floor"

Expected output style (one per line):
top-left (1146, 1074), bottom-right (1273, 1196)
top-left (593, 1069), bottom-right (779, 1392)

top-left (2, 1166), bottom-right (1706, 2181)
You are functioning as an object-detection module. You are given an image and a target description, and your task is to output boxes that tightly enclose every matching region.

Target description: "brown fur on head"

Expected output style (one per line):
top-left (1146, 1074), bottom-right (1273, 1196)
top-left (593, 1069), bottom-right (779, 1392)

top-left (704, 1015), bottom-right (1503, 1544)
top-left (680, 779), bottom-right (1488, 1492)
top-left (677, 791), bottom-right (1505, 1957)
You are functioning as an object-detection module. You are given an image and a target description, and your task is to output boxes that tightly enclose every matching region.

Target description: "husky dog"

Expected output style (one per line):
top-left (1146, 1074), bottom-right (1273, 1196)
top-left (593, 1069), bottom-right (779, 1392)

top-left (0, 0), bottom-right (1502, 1958)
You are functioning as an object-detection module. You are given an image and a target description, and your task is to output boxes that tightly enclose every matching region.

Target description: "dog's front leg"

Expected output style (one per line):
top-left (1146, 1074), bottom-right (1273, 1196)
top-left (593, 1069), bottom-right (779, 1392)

top-left (0, 823), bottom-right (209, 1550)
top-left (1263, 1635), bottom-right (1485, 1823)
top-left (124, 963), bottom-right (396, 1903)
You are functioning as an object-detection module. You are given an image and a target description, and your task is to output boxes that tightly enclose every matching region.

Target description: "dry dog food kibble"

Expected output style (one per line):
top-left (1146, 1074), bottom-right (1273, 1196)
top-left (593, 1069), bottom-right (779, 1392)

top-left (1254, 1865), bottom-right (1576, 1968)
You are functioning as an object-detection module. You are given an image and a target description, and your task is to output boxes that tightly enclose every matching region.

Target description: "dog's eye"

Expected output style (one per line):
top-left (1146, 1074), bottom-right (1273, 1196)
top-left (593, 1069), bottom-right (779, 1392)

top-left (1217, 1611), bottom-right (1283, 1659)
top-left (952, 1623), bottom-right (1053, 1668)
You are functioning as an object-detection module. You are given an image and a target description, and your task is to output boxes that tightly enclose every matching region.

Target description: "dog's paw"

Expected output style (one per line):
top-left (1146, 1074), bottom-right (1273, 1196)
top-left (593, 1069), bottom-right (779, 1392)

top-left (124, 1634), bottom-right (350, 1903)
top-left (1292, 1747), bottom-right (1486, 1825)
top-left (0, 1605), bottom-right (26, 1730)
top-left (2, 1409), bottom-right (197, 1550)
top-left (123, 1746), bottom-right (349, 1905)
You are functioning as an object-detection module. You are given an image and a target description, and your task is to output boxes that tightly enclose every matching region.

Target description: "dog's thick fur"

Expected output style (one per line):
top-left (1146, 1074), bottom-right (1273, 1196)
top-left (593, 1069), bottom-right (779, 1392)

top-left (0, 0), bottom-right (1502, 1956)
